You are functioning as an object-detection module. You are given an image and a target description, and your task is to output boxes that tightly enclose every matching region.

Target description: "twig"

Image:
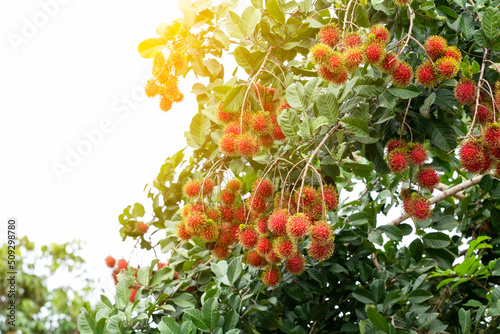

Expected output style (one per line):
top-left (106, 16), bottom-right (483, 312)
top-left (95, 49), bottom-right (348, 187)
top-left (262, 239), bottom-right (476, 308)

top-left (466, 49), bottom-right (489, 139)
top-left (394, 5), bottom-right (414, 60)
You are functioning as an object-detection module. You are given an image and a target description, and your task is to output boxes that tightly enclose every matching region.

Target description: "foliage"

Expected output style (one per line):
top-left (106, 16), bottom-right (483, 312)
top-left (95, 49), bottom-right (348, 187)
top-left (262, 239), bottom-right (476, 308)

top-left (81, 0), bottom-right (500, 333)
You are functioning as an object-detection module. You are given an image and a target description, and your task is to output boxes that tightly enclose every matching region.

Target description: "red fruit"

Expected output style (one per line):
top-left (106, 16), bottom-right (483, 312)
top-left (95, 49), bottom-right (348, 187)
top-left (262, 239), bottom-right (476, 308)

top-left (219, 206), bottom-right (234, 222)
top-left (425, 35), bottom-right (447, 60)
top-left (176, 221), bottom-right (191, 241)
top-left (308, 239), bottom-right (335, 262)
top-left (221, 190), bottom-right (236, 205)
top-left (130, 289), bottom-right (138, 303)
top-left (387, 148), bottom-right (409, 173)
top-left (416, 166), bottom-right (441, 189)
top-left (305, 200), bottom-right (324, 221)
top-left (247, 195), bottom-right (267, 214)
top-left (400, 188), bottom-right (412, 200)
top-left (454, 78), bottom-right (477, 105)
top-left (295, 186), bottom-right (317, 207)
top-left (201, 178), bottom-right (215, 196)
top-left (256, 236), bottom-right (273, 255)
top-left (279, 100), bottom-right (291, 111)
top-left (309, 43), bottom-right (332, 65)
top-left (386, 138), bottom-right (407, 153)
top-left (157, 263), bottom-right (166, 270)
top-left (286, 254), bottom-right (306, 275)
top-left (415, 61), bottom-right (438, 88)
top-left (212, 244), bottom-right (230, 259)
top-left (330, 68), bottom-right (349, 86)
top-left (391, 61), bottom-right (413, 87)
top-left (117, 259), bottom-right (128, 271)
top-left (287, 213), bottom-right (311, 239)
top-left (262, 265), bottom-right (282, 287)
top-left (403, 196), bottom-right (415, 215)
top-left (272, 122), bottom-right (286, 141)
top-left (183, 180), bottom-right (201, 197)
top-left (253, 178), bottom-right (274, 198)
top-left (236, 134), bottom-right (260, 157)
top-left (442, 46), bottom-right (462, 62)
top-left (483, 123), bottom-right (500, 150)
top-left (112, 268), bottom-right (120, 284)
top-left (344, 32), bottom-right (363, 48)
top-left (225, 179), bottom-right (242, 193)
top-left (234, 205), bottom-right (246, 223)
top-left (256, 215), bottom-right (269, 234)
top-left (411, 195), bottom-right (432, 221)
top-left (309, 222), bottom-right (333, 245)
top-left (251, 112), bottom-right (269, 134)
top-left (318, 65), bottom-right (337, 82)
top-left (135, 222), bottom-right (149, 234)
top-left (364, 42), bottom-right (384, 64)
top-left (318, 23), bottom-right (341, 47)
top-left (409, 143), bottom-right (427, 165)
top-left (198, 221), bottom-right (219, 242)
top-left (258, 134), bottom-right (274, 148)
top-left (218, 223), bottom-right (235, 246)
top-left (379, 52), bottom-right (399, 74)
top-left (215, 102), bottom-right (236, 124)
top-left (105, 256), bottom-right (116, 268)
top-left (328, 52), bottom-right (344, 73)
top-left (185, 212), bottom-right (207, 235)
top-left (238, 226), bottom-right (259, 248)
top-left (459, 139), bottom-right (488, 173)
top-left (436, 57), bottom-right (459, 80)
top-left (245, 250), bottom-right (267, 268)
top-left (265, 250), bottom-right (281, 264)
top-left (207, 209), bottom-right (221, 223)
top-left (477, 105), bottom-right (492, 125)
top-left (223, 123), bottom-right (241, 136)
top-left (274, 237), bottom-right (297, 259)
top-left (219, 133), bottom-right (238, 156)
top-left (343, 47), bottom-right (364, 72)
top-left (268, 209), bottom-right (289, 236)
top-left (369, 25), bottom-right (390, 45)
top-left (321, 185), bottom-right (339, 211)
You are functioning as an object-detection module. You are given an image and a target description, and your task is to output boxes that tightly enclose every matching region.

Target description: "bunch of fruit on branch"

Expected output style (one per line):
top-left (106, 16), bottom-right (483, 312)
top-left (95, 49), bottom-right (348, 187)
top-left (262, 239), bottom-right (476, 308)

top-left (144, 49), bottom-right (185, 112)
top-left (176, 174), bottom-right (339, 287)
top-left (217, 83), bottom-right (288, 158)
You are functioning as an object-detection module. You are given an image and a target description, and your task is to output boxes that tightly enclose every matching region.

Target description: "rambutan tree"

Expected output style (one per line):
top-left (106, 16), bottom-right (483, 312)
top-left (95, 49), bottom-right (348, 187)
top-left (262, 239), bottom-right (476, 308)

top-left (79, 0), bottom-right (500, 333)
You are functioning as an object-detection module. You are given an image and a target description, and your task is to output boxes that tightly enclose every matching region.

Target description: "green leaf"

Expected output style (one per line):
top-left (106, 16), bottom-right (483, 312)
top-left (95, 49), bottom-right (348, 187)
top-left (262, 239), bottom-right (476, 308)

top-left (409, 238), bottom-right (423, 262)
top-left (460, 13), bottom-right (475, 40)
top-left (180, 320), bottom-right (197, 334)
top-left (223, 86), bottom-right (244, 113)
top-left (106, 315), bottom-right (125, 334)
top-left (266, 0), bottom-right (285, 24)
top-left (234, 47), bottom-right (265, 73)
top-left (397, 247), bottom-right (411, 271)
top-left (277, 108), bottom-right (300, 141)
top-left (226, 11), bottom-right (245, 39)
top-left (388, 85), bottom-right (421, 99)
top-left (227, 256), bottom-right (243, 285)
top-left (77, 310), bottom-right (97, 334)
top-left (137, 266), bottom-right (150, 288)
top-left (353, 6), bottom-right (370, 27)
top-left (286, 82), bottom-right (307, 111)
top-left (159, 316), bottom-right (181, 334)
top-left (483, 7), bottom-right (500, 41)
top-left (190, 112), bottom-right (211, 148)
top-left (341, 117), bottom-right (369, 137)
top-left (407, 289), bottom-right (433, 304)
top-left (370, 279), bottom-right (386, 304)
top-left (474, 30), bottom-right (488, 48)
top-left (419, 92), bottom-right (435, 118)
top-left (138, 38), bottom-right (166, 58)
top-left (426, 120), bottom-right (456, 152)
top-left (459, 308), bottom-right (472, 334)
top-left (366, 307), bottom-right (390, 333)
top-left (422, 232), bottom-right (450, 248)
top-left (202, 297), bottom-right (220, 330)
top-left (354, 78), bottom-right (385, 97)
top-left (378, 225), bottom-right (403, 241)
top-left (172, 293), bottom-right (198, 308)
top-left (241, 6), bottom-right (261, 36)
top-left (151, 267), bottom-right (174, 287)
top-left (352, 287), bottom-right (376, 304)
top-left (115, 277), bottom-right (133, 310)
top-left (223, 310), bottom-right (239, 332)
top-left (184, 308), bottom-right (210, 331)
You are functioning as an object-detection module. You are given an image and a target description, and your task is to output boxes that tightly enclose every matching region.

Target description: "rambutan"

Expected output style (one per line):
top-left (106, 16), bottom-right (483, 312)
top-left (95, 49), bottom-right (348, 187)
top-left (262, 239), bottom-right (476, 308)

top-left (391, 61), bottom-right (413, 87)
top-left (436, 57), bottom-right (459, 80)
top-left (221, 190), bottom-right (236, 205)
top-left (318, 23), bottom-right (341, 48)
top-left (247, 195), bottom-right (267, 214)
top-left (201, 178), bottom-right (215, 196)
top-left (344, 32), bottom-right (363, 48)
top-left (379, 52), bottom-right (399, 74)
top-left (416, 166), bottom-right (441, 189)
top-left (157, 263), bottom-right (166, 270)
top-left (219, 133), bottom-right (238, 156)
top-left (331, 68), bottom-right (349, 86)
top-left (218, 223), bottom-right (235, 246)
top-left (238, 226), bottom-right (259, 249)
top-left (224, 123), bottom-right (242, 135)
top-left (305, 200), bottom-right (324, 221)
top-left (117, 259), bottom-right (128, 271)
top-left (256, 236), bottom-right (273, 255)
top-left (415, 61), bottom-right (439, 88)
top-left (168, 51), bottom-right (185, 69)
top-left (268, 209), bottom-right (289, 236)
top-left (185, 212), bottom-right (207, 235)
top-left (259, 134), bottom-right (274, 148)
top-left (459, 139), bottom-right (488, 173)
top-left (308, 239), bottom-right (335, 262)
top-left (265, 250), bottom-right (281, 264)
top-left (219, 206), bottom-right (234, 222)
top-left (287, 213), bottom-right (311, 239)
top-left (207, 208), bottom-right (221, 223)
top-left (454, 78), bottom-right (477, 105)
top-left (425, 35), bottom-right (447, 60)
top-left (309, 221), bottom-right (333, 245)
top-left (272, 123), bottom-right (286, 141)
top-left (135, 222), bottom-right (149, 234)
top-left (483, 123), bottom-right (500, 150)
top-left (286, 253), bottom-right (306, 275)
top-left (318, 65), bottom-right (337, 82)
top-left (245, 250), bottom-right (267, 268)
top-left (328, 52), bottom-right (344, 73)
top-left (476, 104), bottom-right (492, 125)
top-left (236, 134), bottom-right (260, 157)
top-left (251, 112), bottom-right (269, 134)
top-left (409, 143), bottom-right (428, 165)
top-left (215, 102), bottom-right (237, 124)
top-left (274, 237), bottom-right (297, 259)
top-left (212, 244), bottom-right (230, 259)
top-left (387, 148), bottom-right (409, 173)
top-left (386, 138), bottom-right (407, 153)
top-left (442, 46), bottom-right (462, 62)
top-left (153, 51), bottom-right (166, 71)
top-left (130, 289), bottom-right (138, 303)
top-left (369, 25), bottom-right (390, 45)
top-left (105, 256), bottom-right (116, 268)
top-left (253, 178), bottom-right (274, 198)
top-left (262, 265), bottom-right (282, 287)
top-left (176, 221), bottom-right (191, 241)
top-left (145, 79), bottom-right (161, 97)
top-left (343, 47), bottom-right (364, 72)
top-left (411, 195), bottom-right (432, 221)
top-left (198, 221), bottom-right (220, 242)
top-left (183, 180), bottom-right (201, 197)
top-left (279, 100), bottom-right (291, 111)
top-left (159, 96), bottom-right (173, 112)
top-left (400, 188), bottom-right (412, 200)
top-left (295, 186), bottom-right (318, 207)
top-left (403, 196), bottom-right (415, 214)
top-left (364, 42), bottom-right (385, 65)
top-left (225, 179), bottom-right (242, 193)
top-left (234, 205), bottom-right (247, 223)
top-left (320, 185), bottom-right (339, 211)
top-left (256, 215), bottom-right (269, 234)
top-left (309, 43), bottom-right (332, 65)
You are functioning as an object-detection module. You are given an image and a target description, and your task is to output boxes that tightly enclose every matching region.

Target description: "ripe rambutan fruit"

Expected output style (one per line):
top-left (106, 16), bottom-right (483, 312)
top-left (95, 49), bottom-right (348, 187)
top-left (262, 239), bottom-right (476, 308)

top-left (274, 237), bottom-right (297, 259)
top-left (309, 43), bottom-right (332, 65)
top-left (221, 190), bottom-right (236, 205)
top-left (253, 178), bottom-right (274, 198)
top-left (409, 143), bottom-right (428, 165)
top-left (364, 42), bottom-right (385, 65)
top-left (386, 138), bottom-right (407, 153)
top-left (219, 133), bottom-right (238, 156)
top-left (369, 25), bottom-right (391, 45)
top-left (483, 123), bottom-right (500, 150)
top-left (234, 205), bottom-right (247, 223)
top-left (218, 223), bottom-right (235, 246)
top-left (411, 195), bottom-right (432, 221)
top-left (476, 104), bottom-right (492, 125)
top-left (442, 46), bottom-right (462, 62)
top-left (105, 256), bottom-right (116, 268)
top-left (328, 52), bottom-right (344, 73)
top-left (309, 221), bottom-right (333, 245)
top-left (287, 213), bottom-right (312, 239)
top-left (331, 68), bottom-right (349, 86)
top-left (305, 200), bottom-right (324, 221)
top-left (400, 187), bottom-right (412, 200)
top-left (318, 23), bottom-right (341, 47)
top-left (322, 185), bottom-right (339, 211)
top-left (238, 226), bottom-right (259, 248)
top-left (343, 47), bottom-right (364, 72)
top-left (135, 222), bottom-right (149, 234)
top-left (272, 123), bottom-right (286, 141)
top-left (159, 96), bottom-right (173, 112)
top-left (215, 102), bottom-right (237, 124)
top-left (318, 65), bottom-right (336, 82)
top-left (258, 134), bottom-right (274, 148)
top-left (256, 215), bottom-right (269, 234)
top-left (245, 250), bottom-right (267, 268)
top-left (268, 209), bottom-right (289, 236)
top-left (295, 186), bottom-right (318, 207)
top-left (251, 112), bottom-right (269, 134)
top-left (157, 263), bottom-right (166, 270)
top-left (201, 178), bottom-right (215, 196)
top-left (391, 61), bottom-right (413, 87)
top-left (459, 139), bottom-right (488, 173)
top-left (236, 134), bottom-right (260, 157)
top-left (225, 179), bottom-right (242, 193)
top-left (416, 166), bottom-right (441, 189)
top-left (130, 289), bottom-right (138, 303)
top-left (176, 221), bottom-right (191, 241)
top-left (308, 239), bottom-right (335, 262)
top-left (436, 57), bottom-right (459, 80)
top-left (183, 180), bottom-right (201, 198)
top-left (415, 61), bottom-right (439, 88)
top-left (153, 51), bottom-right (166, 71)
top-left (454, 78), bottom-right (477, 105)
top-left (425, 35), bottom-right (447, 60)
top-left (262, 265), bottom-right (282, 287)
top-left (256, 236), bottom-right (273, 255)
top-left (145, 79), bottom-right (161, 97)
top-left (379, 52), bottom-right (399, 74)
top-left (344, 32), bottom-right (363, 48)
top-left (199, 221), bottom-right (220, 242)
top-left (185, 212), bottom-right (207, 235)
top-left (265, 250), bottom-right (281, 264)
top-left (212, 244), bottom-right (230, 259)
top-left (286, 253), bottom-right (306, 275)
top-left (247, 195), bottom-right (267, 214)
top-left (224, 123), bottom-right (242, 135)
top-left (117, 259), bottom-right (128, 271)
top-left (219, 206), bottom-right (234, 222)
top-left (403, 195), bottom-right (415, 215)
top-left (387, 148), bottom-right (409, 173)
top-left (207, 208), bottom-right (221, 223)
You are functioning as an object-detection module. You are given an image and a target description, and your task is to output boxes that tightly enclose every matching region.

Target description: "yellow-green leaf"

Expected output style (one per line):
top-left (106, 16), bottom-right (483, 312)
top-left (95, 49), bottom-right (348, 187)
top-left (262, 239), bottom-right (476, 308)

top-left (138, 38), bottom-right (167, 58)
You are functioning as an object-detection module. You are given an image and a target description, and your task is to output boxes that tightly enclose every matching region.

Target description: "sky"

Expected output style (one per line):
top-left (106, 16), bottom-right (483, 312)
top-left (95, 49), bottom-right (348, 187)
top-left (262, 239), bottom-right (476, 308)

top-left (0, 0), bottom-right (199, 300)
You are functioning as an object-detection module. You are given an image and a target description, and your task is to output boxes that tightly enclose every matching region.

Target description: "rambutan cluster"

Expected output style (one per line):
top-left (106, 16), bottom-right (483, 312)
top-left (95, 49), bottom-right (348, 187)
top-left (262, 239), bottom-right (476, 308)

top-left (385, 139), bottom-right (429, 174)
top-left (309, 24), bottom-right (412, 87)
top-left (145, 50), bottom-right (185, 112)
top-left (403, 194), bottom-right (432, 221)
top-left (217, 83), bottom-right (287, 157)
top-left (415, 36), bottom-right (461, 88)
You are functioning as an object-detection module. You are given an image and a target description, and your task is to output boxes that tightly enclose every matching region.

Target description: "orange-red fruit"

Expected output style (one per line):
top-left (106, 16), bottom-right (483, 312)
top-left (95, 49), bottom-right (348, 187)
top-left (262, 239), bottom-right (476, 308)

top-left (344, 33), bottom-right (363, 48)
top-left (237, 134), bottom-right (260, 157)
top-left (245, 250), bottom-right (267, 268)
top-left (330, 68), bottom-right (349, 86)
top-left (415, 61), bottom-right (438, 88)
top-left (309, 43), bottom-right (332, 65)
top-left (477, 105), bottom-right (492, 125)
top-left (328, 52), bottom-right (344, 73)
top-left (369, 25), bottom-right (390, 45)
top-left (105, 256), bottom-right (116, 268)
top-left (459, 139), bottom-right (490, 173)
top-left (212, 244), bottom-right (230, 259)
top-left (221, 190), bottom-right (236, 205)
top-left (135, 222), bottom-right (149, 234)
top-left (318, 23), bottom-right (341, 48)
top-left (436, 57), bottom-right (459, 80)
top-left (287, 213), bottom-right (311, 239)
top-left (215, 102), bottom-right (236, 124)
top-left (251, 112), bottom-right (269, 134)
top-left (308, 239), bottom-right (335, 262)
top-left (176, 221), bottom-right (191, 241)
top-left (285, 253), bottom-right (306, 275)
top-left (411, 196), bottom-right (432, 221)
top-left (442, 46), bottom-right (462, 62)
top-left (224, 123), bottom-right (241, 135)
top-left (234, 205), bottom-right (247, 223)
top-left (425, 35), bottom-right (447, 60)
top-left (483, 123), bottom-right (500, 150)
top-left (391, 61), bottom-right (413, 87)
top-left (274, 237), bottom-right (297, 259)
top-left (265, 250), bottom-right (281, 264)
top-left (344, 47), bottom-right (364, 72)
top-left (262, 265), bottom-right (282, 287)
top-left (268, 209), bottom-right (289, 236)
top-left (379, 52), bottom-right (399, 74)
top-left (256, 215), bottom-right (269, 234)
top-left (185, 213), bottom-right (207, 235)
top-left (247, 195), bottom-right (267, 214)
top-left (202, 178), bottom-right (215, 196)
top-left (310, 222), bottom-right (333, 245)
top-left (238, 227), bottom-right (259, 249)
top-left (256, 236), bottom-right (273, 255)
top-left (409, 143), bottom-right (427, 165)
top-left (416, 166), bottom-right (441, 189)
top-left (207, 209), bottom-right (221, 223)
top-left (198, 222), bottom-right (219, 242)
top-left (117, 259), bottom-right (128, 271)
top-left (386, 138), bottom-right (407, 153)
top-left (219, 206), bottom-right (234, 222)
top-left (272, 123), bottom-right (286, 141)
top-left (219, 133), bottom-right (238, 156)
top-left (296, 186), bottom-right (317, 206)
top-left (225, 179), bottom-right (242, 193)
top-left (454, 78), bottom-right (477, 105)
top-left (387, 148), bottom-right (409, 173)
top-left (218, 223), bottom-right (235, 246)
top-left (364, 42), bottom-right (385, 64)
top-left (318, 65), bottom-right (337, 82)
top-left (322, 185), bottom-right (339, 211)
top-left (130, 289), bottom-right (138, 303)
top-left (159, 97), bottom-right (173, 112)
top-left (253, 178), bottom-right (274, 198)
top-left (184, 180), bottom-right (201, 197)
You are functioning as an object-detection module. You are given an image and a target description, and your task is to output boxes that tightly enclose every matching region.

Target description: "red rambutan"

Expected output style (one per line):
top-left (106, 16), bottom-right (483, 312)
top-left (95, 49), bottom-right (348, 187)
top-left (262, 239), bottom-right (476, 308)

top-left (212, 244), bottom-right (230, 259)
top-left (215, 102), bottom-right (237, 124)
top-left (287, 213), bottom-right (312, 239)
top-left (245, 250), bottom-right (267, 268)
top-left (247, 195), bottom-right (267, 214)
top-left (105, 256), bottom-right (116, 268)
top-left (268, 209), bottom-right (289, 236)
top-left (262, 265), bottom-right (282, 287)
top-left (285, 253), bottom-right (306, 275)
top-left (185, 212), bottom-right (207, 235)
top-left (221, 190), bottom-right (236, 206)
top-left (379, 52), bottom-right (399, 74)
top-left (309, 221), bottom-right (333, 245)
top-left (436, 57), bottom-right (459, 80)
top-left (183, 180), bottom-right (200, 198)
top-left (386, 138), bottom-right (407, 153)
top-left (309, 43), bottom-right (332, 65)
top-left (219, 133), bottom-right (238, 156)
top-left (369, 25), bottom-right (391, 45)
top-left (272, 123), bottom-right (286, 141)
top-left (344, 32), bottom-right (363, 48)
top-left (442, 46), bottom-right (462, 62)
top-left (117, 259), bottom-right (128, 271)
top-left (476, 104), bottom-right (492, 125)
top-left (454, 78), bottom-right (477, 105)
top-left (330, 68), bottom-right (349, 86)
top-left (251, 112), bottom-right (269, 134)
top-left (425, 35), bottom-right (447, 60)
top-left (483, 123), bottom-right (500, 150)
top-left (256, 215), bottom-right (269, 234)
top-left (328, 52), bottom-right (344, 73)
top-left (238, 226), bottom-right (259, 249)
top-left (224, 123), bottom-right (242, 135)
top-left (198, 221), bottom-right (220, 242)
top-left (409, 143), bottom-right (428, 165)
top-left (391, 61), bottom-right (413, 87)
top-left (256, 236), bottom-right (273, 255)
top-left (265, 250), bottom-right (281, 264)
top-left (234, 205), bottom-right (246, 223)
top-left (219, 206), bottom-right (234, 223)
top-left (135, 222), bottom-right (149, 234)
top-left (411, 195), bottom-right (432, 221)
top-left (236, 134), bottom-right (260, 157)
top-left (387, 148), bottom-right (409, 173)
top-left (343, 47), bottom-right (364, 72)
top-left (322, 185), bottom-right (339, 211)
top-left (459, 139), bottom-right (488, 173)
top-left (295, 186), bottom-right (318, 207)
top-left (274, 237), bottom-right (297, 259)
top-left (364, 42), bottom-right (385, 65)
top-left (318, 23), bottom-right (341, 47)
top-left (318, 65), bottom-right (337, 83)
top-left (308, 239), bottom-right (335, 262)
top-left (225, 179), bottom-right (242, 193)
top-left (176, 221), bottom-right (191, 241)
top-left (253, 178), bottom-right (274, 198)
top-left (416, 166), bottom-right (441, 189)
top-left (415, 61), bottom-right (439, 88)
